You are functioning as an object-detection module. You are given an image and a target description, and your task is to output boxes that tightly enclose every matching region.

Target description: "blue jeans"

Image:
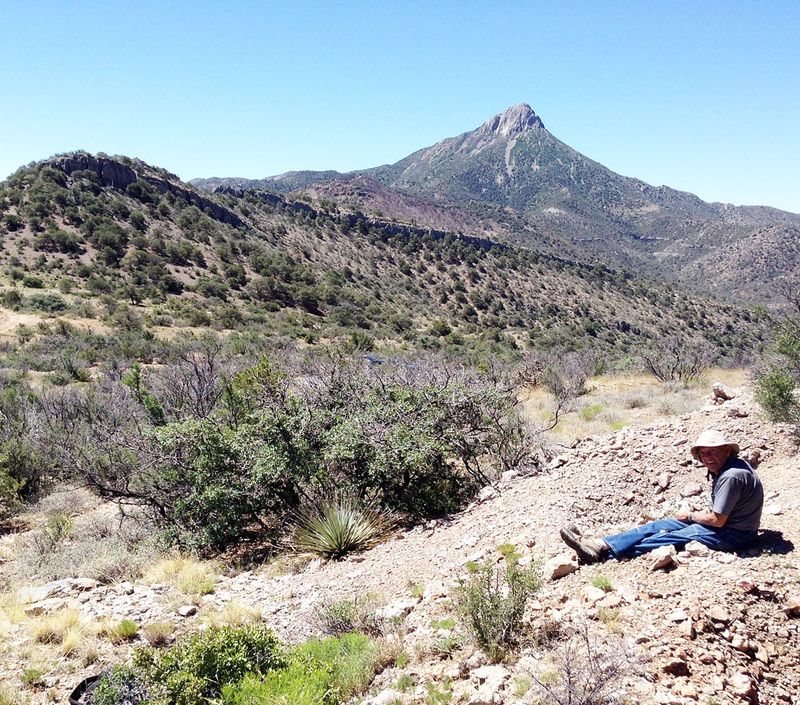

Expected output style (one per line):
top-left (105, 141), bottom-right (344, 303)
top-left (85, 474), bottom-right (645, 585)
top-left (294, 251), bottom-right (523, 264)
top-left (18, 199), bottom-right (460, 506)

top-left (603, 519), bottom-right (757, 559)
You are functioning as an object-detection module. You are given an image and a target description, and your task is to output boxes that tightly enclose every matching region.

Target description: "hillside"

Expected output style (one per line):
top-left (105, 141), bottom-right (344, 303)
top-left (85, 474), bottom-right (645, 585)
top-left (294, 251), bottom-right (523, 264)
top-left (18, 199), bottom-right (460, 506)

top-left (1, 380), bottom-right (797, 704)
top-left (193, 104), bottom-right (800, 303)
top-left (0, 152), bottom-right (765, 364)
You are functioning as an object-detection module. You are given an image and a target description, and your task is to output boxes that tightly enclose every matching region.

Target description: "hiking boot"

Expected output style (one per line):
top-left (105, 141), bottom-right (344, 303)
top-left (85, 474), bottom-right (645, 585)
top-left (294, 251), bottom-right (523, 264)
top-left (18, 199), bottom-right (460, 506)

top-left (559, 527), bottom-right (607, 564)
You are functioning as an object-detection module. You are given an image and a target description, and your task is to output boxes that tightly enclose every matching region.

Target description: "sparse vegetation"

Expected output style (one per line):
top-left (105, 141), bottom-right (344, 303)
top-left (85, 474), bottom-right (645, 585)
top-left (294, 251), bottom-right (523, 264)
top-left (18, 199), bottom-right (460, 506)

top-left (457, 547), bottom-right (540, 661)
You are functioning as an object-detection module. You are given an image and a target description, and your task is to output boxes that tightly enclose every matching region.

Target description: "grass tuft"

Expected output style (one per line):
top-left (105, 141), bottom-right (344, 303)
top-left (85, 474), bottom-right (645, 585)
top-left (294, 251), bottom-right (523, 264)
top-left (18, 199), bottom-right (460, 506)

top-left (144, 556), bottom-right (218, 596)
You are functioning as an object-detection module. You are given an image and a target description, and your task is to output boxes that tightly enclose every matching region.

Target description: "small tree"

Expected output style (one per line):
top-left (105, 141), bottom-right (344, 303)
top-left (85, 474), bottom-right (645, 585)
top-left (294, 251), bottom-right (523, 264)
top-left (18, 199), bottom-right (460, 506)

top-left (639, 338), bottom-right (714, 383)
top-left (756, 281), bottom-right (800, 422)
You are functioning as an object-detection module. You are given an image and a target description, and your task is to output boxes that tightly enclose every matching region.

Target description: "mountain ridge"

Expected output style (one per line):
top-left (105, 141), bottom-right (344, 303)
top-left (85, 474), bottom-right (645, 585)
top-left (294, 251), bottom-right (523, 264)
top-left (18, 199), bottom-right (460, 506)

top-left (190, 104), bottom-right (800, 302)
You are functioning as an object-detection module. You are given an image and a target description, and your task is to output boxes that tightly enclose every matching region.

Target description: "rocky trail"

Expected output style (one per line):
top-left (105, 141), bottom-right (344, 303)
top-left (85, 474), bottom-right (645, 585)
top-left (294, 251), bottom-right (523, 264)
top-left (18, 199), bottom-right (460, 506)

top-left (2, 386), bottom-right (799, 704)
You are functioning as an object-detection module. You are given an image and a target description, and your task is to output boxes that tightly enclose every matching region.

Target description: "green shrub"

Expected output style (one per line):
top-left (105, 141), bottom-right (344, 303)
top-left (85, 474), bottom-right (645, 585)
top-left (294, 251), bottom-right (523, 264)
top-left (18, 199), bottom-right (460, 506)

top-left (104, 619), bottom-right (139, 643)
top-left (457, 551), bottom-right (541, 661)
top-left (293, 498), bottom-right (394, 559)
top-left (591, 575), bottom-right (613, 592)
top-left (222, 633), bottom-right (378, 705)
top-left (132, 624), bottom-right (284, 705)
top-left (755, 368), bottom-right (798, 422)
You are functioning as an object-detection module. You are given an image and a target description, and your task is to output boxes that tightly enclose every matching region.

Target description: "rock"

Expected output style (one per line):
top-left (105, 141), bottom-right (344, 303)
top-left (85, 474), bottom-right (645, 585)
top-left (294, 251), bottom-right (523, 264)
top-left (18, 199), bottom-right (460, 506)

top-left (707, 606), bottom-right (730, 623)
top-left (764, 504), bottom-right (783, 515)
top-left (544, 554), bottom-right (579, 580)
top-left (177, 605), bottom-right (198, 617)
top-left (657, 473), bottom-right (671, 491)
top-left (467, 664), bottom-right (510, 704)
top-left (683, 541), bottom-right (710, 557)
top-left (582, 586), bottom-right (607, 603)
top-left (477, 486), bottom-right (499, 502)
top-left (367, 689), bottom-right (404, 705)
top-left (597, 593), bottom-right (622, 609)
top-left (661, 657), bottom-right (690, 676)
top-left (423, 580), bottom-right (447, 600)
top-left (679, 483), bottom-right (703, 498)
top-left (712, 382), bottom-right (735, 401)
top-left (376, 598), bottom-right (419, 621)
top-left (649, 546), bottom-right (676, 571)
top-left (24, 597), bottom-right (68, 616)
top-left (726, 407), bottom-right (748, 418)
top-left (666, 609), bottom-right (689, 622)
top-left (782, 594), bottom-right (800, 617)
top-left (727, 673), bottom-right (753, 698)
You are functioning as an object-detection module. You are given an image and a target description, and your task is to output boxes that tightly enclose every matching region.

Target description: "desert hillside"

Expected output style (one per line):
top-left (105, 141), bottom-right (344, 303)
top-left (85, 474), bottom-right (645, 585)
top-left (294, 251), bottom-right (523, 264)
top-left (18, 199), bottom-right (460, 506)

top-left (1, 378), bottom-right (797, 705)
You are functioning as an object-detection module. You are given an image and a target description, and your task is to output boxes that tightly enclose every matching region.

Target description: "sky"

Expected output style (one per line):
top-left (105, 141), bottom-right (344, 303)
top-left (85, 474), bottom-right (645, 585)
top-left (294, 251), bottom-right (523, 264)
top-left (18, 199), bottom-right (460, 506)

top-left (2, 1), bottom-right (799, 213)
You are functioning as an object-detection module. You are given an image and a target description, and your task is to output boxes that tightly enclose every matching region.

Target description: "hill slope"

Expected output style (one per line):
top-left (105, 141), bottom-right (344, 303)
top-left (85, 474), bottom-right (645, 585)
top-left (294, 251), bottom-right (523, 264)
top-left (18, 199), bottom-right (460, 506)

top-left (0, 152), bottom-right (765, 361)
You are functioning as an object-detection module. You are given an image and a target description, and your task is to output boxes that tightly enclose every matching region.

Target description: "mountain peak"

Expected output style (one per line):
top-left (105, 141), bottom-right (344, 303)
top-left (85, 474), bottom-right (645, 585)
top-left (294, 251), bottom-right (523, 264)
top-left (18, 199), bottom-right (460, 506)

top-left (480, 103), bottom-right (544, 137)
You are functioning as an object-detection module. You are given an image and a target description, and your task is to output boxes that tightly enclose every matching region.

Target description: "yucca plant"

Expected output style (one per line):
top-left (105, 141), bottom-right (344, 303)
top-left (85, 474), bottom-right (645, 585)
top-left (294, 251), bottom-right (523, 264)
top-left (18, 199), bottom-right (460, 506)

top-left (293, 498), bottom-right (395, 559)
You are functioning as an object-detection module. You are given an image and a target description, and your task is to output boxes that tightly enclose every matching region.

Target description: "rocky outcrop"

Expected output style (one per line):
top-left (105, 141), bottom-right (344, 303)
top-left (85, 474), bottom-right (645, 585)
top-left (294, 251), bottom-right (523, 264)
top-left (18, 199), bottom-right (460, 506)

top-left (51, 153), bottom-right (244, 228)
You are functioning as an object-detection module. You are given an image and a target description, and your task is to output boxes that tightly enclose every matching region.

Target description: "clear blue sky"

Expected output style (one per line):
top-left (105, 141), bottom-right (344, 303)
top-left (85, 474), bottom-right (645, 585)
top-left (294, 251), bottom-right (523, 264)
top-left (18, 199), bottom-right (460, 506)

top-left (2, 1), bottom-right (799, 212)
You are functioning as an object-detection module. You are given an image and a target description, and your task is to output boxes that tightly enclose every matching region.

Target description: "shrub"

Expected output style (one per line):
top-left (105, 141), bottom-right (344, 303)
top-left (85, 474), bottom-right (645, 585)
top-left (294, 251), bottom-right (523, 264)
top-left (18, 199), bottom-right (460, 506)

top-left (313, 595), bottom-right (383, 637)
top-left (132, 624), bottom-right (284, 705)
top-left (529, 624), bottom-right (628, 705)
top-left (222, 632), bottom-right (378, 705)
top-left (755, 368), bottom-right (798, 422)
top-left (457, 550), bottom-right (541, 661)
top-left (590, 575), bottom-right (613, 592)
top-left (93, 665), bottom-right (151, 705)
top-left (141, 621), bottom-right (174, 647)
top-left (639, 339), bottom-right (713, 383)
top-left (293, 498), bottom-right (395, 559)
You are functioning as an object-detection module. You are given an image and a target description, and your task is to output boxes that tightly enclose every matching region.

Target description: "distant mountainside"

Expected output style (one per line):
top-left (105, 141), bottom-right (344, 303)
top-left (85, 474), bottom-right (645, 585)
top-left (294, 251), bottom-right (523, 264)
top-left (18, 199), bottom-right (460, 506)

top-left (192, 104), bottom-right (800, 302)
top-left (0, 152), bottom-right (764, 361)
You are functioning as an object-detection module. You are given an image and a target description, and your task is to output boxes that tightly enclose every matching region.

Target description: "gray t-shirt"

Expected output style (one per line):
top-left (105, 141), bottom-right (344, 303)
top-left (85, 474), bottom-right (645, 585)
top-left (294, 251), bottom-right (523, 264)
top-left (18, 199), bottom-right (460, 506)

top-left (711, 457), bottom-right (763, 532)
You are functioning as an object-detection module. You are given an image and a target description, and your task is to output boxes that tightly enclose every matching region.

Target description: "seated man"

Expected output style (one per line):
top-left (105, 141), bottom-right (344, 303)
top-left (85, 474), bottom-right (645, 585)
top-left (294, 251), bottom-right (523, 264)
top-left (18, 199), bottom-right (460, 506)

top-left (560, 430), bottom-right (763, 563)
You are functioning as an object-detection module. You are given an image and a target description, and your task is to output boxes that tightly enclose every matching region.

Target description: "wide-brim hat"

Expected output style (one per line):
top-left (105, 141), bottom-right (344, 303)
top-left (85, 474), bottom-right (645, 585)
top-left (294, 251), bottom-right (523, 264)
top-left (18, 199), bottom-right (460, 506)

top-left (690, 429), bottom-right (739, 460)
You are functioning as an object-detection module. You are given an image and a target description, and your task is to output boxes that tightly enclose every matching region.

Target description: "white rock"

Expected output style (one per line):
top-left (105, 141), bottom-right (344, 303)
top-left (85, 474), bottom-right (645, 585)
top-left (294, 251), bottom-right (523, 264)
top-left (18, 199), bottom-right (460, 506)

top-left (544, 554), bottom-right (579, 580)
top-left (423, 580), bottom-right (447, 600)
top-left (375, 598), bottom-right (419, 621)
top-left (177, 604), bottom-right (198, 617)
top-left (649, 546), bottom-right (676, 571)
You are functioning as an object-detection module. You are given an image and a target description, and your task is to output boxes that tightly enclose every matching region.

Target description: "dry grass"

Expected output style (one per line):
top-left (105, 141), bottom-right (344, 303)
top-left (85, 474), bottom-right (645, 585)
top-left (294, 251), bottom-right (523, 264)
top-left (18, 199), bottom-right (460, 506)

top-left (143, 556), bottom-right (219, 596)
top-left (141, 621), bottom-right (175, 647)
top-left (523, 368), bottom-right (749, 444)
top-left (200, 601), bottom-right (262, 628)
top-left (31, 608), bottom-right (82, 645)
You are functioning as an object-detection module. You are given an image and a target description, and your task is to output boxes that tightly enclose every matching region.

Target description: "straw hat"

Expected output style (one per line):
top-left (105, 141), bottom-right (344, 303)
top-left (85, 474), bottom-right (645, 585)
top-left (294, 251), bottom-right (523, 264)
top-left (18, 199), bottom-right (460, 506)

top-left (690, 429), bottom-right (739, 460)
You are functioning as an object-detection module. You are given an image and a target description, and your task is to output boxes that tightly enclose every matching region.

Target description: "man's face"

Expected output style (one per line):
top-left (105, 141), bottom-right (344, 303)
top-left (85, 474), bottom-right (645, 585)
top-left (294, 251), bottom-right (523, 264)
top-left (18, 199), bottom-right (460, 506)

top-left (697, 445), bottom-right (732, 474)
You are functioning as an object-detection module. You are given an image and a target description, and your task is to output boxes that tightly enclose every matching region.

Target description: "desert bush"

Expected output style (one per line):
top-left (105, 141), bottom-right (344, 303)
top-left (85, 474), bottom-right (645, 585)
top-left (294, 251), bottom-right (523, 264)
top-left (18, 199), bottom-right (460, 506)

top-left (14, 514), bottom-right (159, 583)
top-left (528, 624), bottom-right (628, 705)
top-left (221, 632), bottom-right (378, 705)
top-left (293, 498), bottom-right (395, 559)
top-left (457, 548), bottom-right (541, 661)
top-left (93, 665), bottom-right (151, 705)
top-left (313, 595), bottom-right (383, 637)
top-left (639, 338), bottom-right (714, 383)
top-left (131, 624), bottom-right (284, 705)
top-left (35, 350), bottom-right (539, 551)
top-left (756, 368), bottom-right (798, 421)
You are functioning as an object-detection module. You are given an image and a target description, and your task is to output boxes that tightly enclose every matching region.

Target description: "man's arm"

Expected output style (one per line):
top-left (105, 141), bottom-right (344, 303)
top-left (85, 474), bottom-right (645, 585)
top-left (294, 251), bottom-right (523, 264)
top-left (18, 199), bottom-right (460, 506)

top-left (676, 509), bottom-right (728, 527)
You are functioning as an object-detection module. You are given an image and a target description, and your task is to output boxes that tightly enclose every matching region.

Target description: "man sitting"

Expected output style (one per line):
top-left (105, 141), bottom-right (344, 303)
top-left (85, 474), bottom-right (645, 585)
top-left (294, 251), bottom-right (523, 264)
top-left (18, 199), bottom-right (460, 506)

top-left (560, 430), bottom-right (764, 563)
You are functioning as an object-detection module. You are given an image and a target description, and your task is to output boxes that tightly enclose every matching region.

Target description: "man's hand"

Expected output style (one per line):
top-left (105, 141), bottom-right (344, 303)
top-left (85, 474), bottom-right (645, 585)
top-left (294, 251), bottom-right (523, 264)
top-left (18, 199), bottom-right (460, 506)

top-left (676, 509), bottom-right (691, 522)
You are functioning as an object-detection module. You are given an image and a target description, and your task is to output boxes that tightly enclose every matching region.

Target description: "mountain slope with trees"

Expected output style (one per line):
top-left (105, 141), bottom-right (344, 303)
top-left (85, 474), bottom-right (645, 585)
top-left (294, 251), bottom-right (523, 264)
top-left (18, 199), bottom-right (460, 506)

top-left (0, 152), bottom-right (765, 363)
top-left (192, 104), bottom-right (800, 303)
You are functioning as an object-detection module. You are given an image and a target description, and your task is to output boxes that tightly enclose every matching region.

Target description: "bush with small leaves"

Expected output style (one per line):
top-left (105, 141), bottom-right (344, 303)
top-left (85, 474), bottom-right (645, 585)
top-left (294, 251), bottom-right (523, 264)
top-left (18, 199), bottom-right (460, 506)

top-left (457, 549), bottom-right (541, 661)
top-left (131, 624), bottom-right (284, 705)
